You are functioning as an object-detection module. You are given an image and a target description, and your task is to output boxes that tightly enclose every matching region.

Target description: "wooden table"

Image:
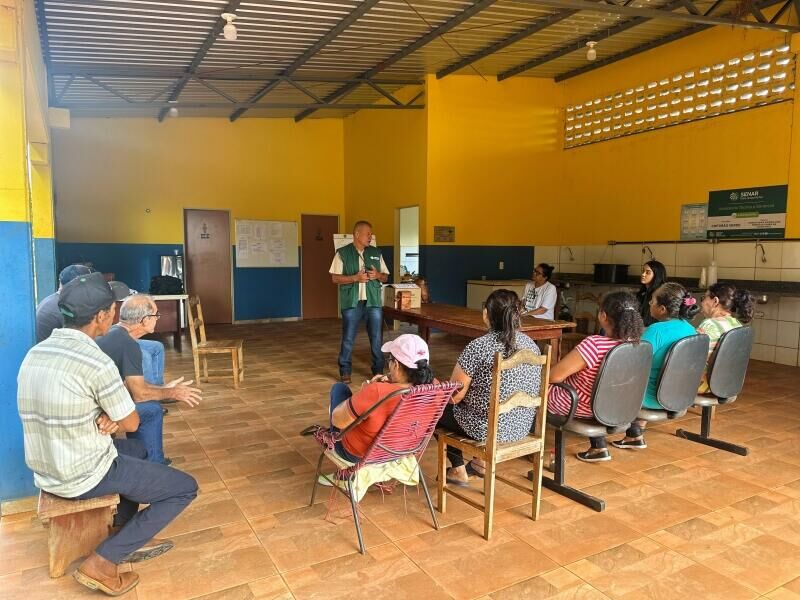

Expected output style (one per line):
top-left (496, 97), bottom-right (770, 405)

top-left (383, 303), bottom-right (575, 360)
top-left (114, 294), bottom-right (188, 351)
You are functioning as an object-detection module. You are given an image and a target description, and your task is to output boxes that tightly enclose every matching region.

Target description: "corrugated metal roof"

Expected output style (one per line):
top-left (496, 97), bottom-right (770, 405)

top-left (36, 0), bottom-right (796, 118)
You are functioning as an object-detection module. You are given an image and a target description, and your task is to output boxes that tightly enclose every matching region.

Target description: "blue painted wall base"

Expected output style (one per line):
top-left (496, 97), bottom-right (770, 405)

top-left (1, 221), bottom-right (38, 501)
top-left (420, 245), bottom-right (534, 306)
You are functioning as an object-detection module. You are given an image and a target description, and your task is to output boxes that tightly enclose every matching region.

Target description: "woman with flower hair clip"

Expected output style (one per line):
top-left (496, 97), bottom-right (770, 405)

top-left (612, 282), bottom-right (700, 450)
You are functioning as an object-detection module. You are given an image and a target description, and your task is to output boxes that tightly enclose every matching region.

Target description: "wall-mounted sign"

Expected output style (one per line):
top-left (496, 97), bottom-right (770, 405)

top-left (200, 222), bottom-right (211, 239)
top-left (680, 203), bottom-right (707, 240)
top-left (433, 226), bottom-right (455, 243)
top-left (707, 185), bottom-right (787, 239)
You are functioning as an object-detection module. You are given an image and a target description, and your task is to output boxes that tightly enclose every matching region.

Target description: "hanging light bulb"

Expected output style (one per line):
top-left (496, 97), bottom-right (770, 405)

top-left (221, 13), bottom-right (237, 41)
top-left (586, 41), bottom-right (597, 61)
top-left (167, 101), bottom-right (178, 118)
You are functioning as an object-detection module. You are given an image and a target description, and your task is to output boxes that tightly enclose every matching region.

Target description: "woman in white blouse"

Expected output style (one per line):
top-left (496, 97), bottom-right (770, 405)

top-left (522, 263), bottom-right (557, 320)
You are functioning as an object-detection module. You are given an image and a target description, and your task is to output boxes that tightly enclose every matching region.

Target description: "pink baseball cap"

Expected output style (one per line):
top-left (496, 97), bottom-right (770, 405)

top-left (381, 334), bottom-right (430, 369)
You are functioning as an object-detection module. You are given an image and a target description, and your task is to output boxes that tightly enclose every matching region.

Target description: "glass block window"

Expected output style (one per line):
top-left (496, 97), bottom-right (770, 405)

top-left (564, 44), bottom-right (795, 149)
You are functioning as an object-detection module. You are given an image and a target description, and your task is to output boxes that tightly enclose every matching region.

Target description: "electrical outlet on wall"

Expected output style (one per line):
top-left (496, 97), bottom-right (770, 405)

top-left (499, 261), bottom-right (504, 270)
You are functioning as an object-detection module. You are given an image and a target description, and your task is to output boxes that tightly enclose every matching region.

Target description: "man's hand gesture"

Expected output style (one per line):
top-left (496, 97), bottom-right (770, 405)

top-left (164, 376), bottom-right (203, 408)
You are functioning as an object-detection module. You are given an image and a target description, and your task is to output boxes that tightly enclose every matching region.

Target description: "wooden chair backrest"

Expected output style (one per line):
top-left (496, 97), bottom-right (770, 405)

top-left (186, 296), bottom-right (208, 349)
top-left (573, 311), bottom-right (600, 335)
top-left (485, 346), bottom-right (551, 458)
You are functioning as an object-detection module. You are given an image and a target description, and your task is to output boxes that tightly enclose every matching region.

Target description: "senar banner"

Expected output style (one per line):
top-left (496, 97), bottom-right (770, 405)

top-left (707, 185), bottom-right (787, 239)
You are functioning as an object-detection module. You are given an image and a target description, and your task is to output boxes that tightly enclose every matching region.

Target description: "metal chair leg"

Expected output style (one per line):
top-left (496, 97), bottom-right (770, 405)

top-left (675, 406), bottom-right (748, 456)
top-left (541, 429), bottom-right (606, 512)
top-left (346, 479), bottom-right (366, 554)
top-left (309, 451), bottom-right (325, 506)
top-left (418, 470), bottom-right (439, 530)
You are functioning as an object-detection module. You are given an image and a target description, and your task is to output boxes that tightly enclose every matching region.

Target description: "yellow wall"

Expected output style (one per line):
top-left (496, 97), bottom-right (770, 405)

top-left (0, 0), bottom-right (28, 223)
top-left (419, 27), bottom-right (797, 246)
top-left (425, 75), bottom-right (563, 245)
top-left (343, 86), bottom-right (427, 245)
top-left (560, 26), bottom-right (795, 242)
top-left (53, 118), bottom-right (346, 244)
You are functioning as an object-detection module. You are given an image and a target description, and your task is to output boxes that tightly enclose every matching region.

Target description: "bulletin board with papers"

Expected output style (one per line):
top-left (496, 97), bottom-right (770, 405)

top-left (235, 219), bottom-right (298, 268)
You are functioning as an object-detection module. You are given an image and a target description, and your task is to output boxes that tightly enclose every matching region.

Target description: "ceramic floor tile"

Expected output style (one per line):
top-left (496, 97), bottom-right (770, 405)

top-left (160, 488), bottom-right (248, 537)
top-left (489, 567), bottom-right (610, 599)
top-left (282, 543), bottom-right (451, 600)
top-left (358, 480), bottom-right (482, 540)
top-left (0, 513), bottom-right (49, 576)
top-left (189, 576), bottom-right (293, 600)
top-left (701, 533), bottom-right (800, 594)
top-left (616, 563), bottom-right (758, 600)
top-left (3, 323), bottom-right (800, 600)
top-left (765, 576), bottom-right (800, 599)
top-left (605, 491), bottom-right (708, 535)
top-left (566, 537), bottom-right (695, 597)
top-left (666, 473), bottom-right (767, 510)
top-left (134, 522), bottom-right (277, 600)
top-left (0, 567), bottom-right (139, 600)
top-left (396, 518), bottom-right (558, 599)
top-left (649, 511), bottom-right (765, 562)
top-left (249, 502), bottom-right (390, 572)
top-left (225, 464), bottom-right (319, 519)
top-left (206, 442), bottom-right (309, 480)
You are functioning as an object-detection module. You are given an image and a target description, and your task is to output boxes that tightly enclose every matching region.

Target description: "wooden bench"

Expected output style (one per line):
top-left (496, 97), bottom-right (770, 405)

top-left (37, 491), bottom-right (119, 578)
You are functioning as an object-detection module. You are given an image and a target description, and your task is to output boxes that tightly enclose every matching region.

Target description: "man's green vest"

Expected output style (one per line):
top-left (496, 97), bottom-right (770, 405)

top-left (338, 243), bottom-right (384, 309)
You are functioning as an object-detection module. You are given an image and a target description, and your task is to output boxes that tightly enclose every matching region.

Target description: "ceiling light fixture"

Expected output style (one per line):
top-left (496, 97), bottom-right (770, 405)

top-left (586, 41), bottom-right (597, 61)
top-left (222, 13), bottom-right (237, 41)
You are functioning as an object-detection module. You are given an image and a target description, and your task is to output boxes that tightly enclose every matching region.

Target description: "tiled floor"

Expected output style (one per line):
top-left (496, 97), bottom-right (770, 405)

top-left (2, 319), bottom-right (800, 599)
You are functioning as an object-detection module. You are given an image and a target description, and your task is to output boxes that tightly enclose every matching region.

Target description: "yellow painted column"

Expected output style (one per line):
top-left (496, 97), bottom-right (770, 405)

top-left (0, 0), bottom-right (38, 502)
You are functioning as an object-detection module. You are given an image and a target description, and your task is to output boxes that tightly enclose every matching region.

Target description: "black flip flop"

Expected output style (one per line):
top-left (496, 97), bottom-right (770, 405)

top-left (299, 425), bottom-right (322, 437)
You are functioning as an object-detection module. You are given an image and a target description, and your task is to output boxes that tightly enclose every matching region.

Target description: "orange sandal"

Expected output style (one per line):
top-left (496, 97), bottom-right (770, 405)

top-left (74, 568), bottom-right (140, 596)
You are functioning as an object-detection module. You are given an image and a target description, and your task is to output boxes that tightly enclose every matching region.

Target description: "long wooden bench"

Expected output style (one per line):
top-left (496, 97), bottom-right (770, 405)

top-left (37, 491), bottom-right (119, 577)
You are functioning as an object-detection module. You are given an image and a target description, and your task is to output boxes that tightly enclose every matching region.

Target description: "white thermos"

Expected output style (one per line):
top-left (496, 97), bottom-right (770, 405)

top-left (706, 261), bottom-right (718, 287)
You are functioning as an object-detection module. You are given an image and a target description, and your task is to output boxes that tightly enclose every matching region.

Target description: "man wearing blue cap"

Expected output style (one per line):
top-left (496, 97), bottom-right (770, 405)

top-left (18, 272), bottom-right (197, 596)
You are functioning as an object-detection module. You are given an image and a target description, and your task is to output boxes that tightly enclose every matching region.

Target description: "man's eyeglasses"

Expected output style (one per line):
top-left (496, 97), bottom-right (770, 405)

top-left (141, 312), bottom-right (161, 323)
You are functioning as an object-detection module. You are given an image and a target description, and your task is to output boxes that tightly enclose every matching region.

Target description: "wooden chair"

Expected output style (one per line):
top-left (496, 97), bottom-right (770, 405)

top-left (186, 296), bottom-right (244, 389)
top-left (560, 309), bottom-right (600, 356)
top-left (437, 345), bottom-right (551, 540)
top-left (309, 382), bottom-right (461, 554)
top-left (37, 491), bottom-right (119, 578)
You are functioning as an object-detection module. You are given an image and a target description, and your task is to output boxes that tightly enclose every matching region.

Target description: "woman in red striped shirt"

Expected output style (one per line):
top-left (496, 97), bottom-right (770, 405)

top-left (548, 291), bottom-right (645, 463)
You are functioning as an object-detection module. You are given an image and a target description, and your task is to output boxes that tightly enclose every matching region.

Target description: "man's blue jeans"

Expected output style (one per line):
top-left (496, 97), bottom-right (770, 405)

top-left (75, 439), bottom-right (197, 564)
top-left (338, 301), bottom-right (384, 376)
top-left (329, 383), bottom-right (362, 463)
top-left (138, 339), bottom-right (165, 385)
top-left (128, 400), bottom-right (166, 464)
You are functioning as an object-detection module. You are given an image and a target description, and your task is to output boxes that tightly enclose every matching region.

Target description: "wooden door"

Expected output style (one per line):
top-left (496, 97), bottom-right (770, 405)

top-left (301, 214), bottom-right (339, 319)
top-left (184, 209), bottom-right (232, 324)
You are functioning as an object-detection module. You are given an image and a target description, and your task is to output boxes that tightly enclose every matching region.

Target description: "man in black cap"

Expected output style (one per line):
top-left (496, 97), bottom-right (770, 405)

top-left (18, 272), bottom-right (198, 596)
top-left (35, 264), bottom-right (93, 342)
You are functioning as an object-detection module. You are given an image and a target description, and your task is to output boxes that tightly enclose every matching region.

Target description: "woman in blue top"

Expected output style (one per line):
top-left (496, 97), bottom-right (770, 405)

top-left (612, 282), bottom-right (700, 450)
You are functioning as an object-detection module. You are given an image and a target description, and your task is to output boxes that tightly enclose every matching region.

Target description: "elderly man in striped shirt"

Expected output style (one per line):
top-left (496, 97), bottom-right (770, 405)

top-left (17, 272), bottom-right (197, 596)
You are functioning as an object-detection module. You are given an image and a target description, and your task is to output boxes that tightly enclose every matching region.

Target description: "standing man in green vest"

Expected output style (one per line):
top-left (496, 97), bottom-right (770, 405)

top-left (329, 221), bottom-right (390, 383)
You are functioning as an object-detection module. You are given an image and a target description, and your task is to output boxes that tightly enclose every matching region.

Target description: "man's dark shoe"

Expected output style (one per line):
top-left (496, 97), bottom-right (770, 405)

top-left (121, 538), bottom-right (174, 563)
top-left (340, 374), bottom-right (352, 384)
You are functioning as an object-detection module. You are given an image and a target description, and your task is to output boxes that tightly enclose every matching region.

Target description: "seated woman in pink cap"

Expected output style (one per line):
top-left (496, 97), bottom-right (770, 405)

top-left (302, 334), bottom-right (434, 463)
